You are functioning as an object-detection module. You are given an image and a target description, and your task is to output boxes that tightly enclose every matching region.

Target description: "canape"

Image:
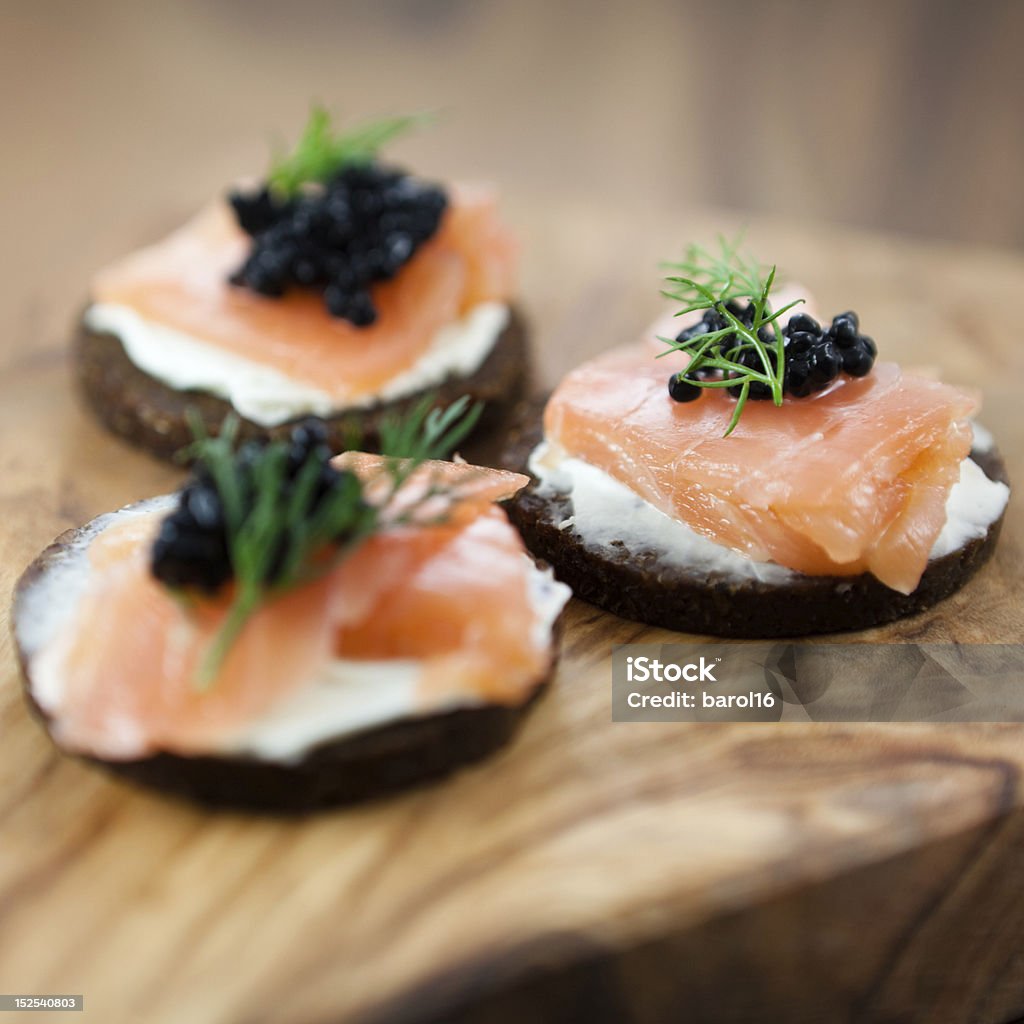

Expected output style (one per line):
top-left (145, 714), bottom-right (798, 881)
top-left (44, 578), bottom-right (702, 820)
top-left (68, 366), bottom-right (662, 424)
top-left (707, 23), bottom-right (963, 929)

top-left (13, 404), bottom-right (569, 811)
top-left (76, 109), bottom-right (527, 460)
top-left (503, 241), bottom-right (1010, 637)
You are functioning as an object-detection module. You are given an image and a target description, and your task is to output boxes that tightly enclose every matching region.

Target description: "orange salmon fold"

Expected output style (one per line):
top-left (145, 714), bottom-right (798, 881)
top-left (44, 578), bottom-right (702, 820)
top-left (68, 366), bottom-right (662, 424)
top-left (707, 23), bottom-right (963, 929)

top-left (543, 342), bottom-right (977, 594)
top-left (91, 185), bottom-right (518, 399)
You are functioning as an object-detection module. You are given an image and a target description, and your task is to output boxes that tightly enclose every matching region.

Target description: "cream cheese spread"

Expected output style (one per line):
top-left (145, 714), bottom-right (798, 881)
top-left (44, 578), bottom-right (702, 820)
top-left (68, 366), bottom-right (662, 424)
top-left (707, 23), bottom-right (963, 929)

top-left (83, 301), bottom-right (509, 428)
top-left (528, 425), bottom-right (1009, 584)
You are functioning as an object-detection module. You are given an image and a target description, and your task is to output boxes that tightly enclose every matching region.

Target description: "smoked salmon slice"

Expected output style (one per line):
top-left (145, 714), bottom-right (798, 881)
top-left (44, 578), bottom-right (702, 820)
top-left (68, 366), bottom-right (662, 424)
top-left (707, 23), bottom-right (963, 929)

top-left (90, 186), bottom-right (518, 399)
top-left (337, 452), bottom-right (528, 522)
top-left (543, 340), bottom-right (977, 594)
top-left (33, 460), bottom-right (548, 759)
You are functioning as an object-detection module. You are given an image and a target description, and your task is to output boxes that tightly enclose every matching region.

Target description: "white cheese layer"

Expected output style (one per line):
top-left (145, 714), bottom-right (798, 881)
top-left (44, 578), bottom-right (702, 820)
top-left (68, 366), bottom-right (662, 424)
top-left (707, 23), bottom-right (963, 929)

top-left (221, 563), bottom-right (569, 763)
top-left (17, 499), bottom-right (570, 763)
top-left (528, 443), bottom-right (793, 583)
top-left (970, 421), bottom-right (995, 455)
top-left (83, 301), bottom-right (509, 428)
top-left (528, 422), bottom-right (1009, 586)
top-left (931, 456), bottom-right (1009, 557)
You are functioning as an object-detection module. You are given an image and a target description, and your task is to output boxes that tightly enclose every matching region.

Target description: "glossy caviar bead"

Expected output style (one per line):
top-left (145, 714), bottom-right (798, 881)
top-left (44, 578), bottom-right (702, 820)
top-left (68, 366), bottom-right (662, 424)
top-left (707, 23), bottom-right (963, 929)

top-left (784, 359), bottom-right (812, 397)
top-left (668, 373), bottom-right (702, 402)
top-left (829, 311), bottom-right (860, 341)
top-left (151, 506), bottom-right (232, 594)
top-left (842, 343), bottom-right (875, 377)
top-left (228, 162), bottom-right (448, 326)
top-left (182, 482), bottom-right (224, 532)
top-left (785, 346), bottom-right (836, 397)
top-left (228, 187), bottom-right (288, 236)
top-left (826, 313), bottom-right (875, 376)
top-left (345, 292), bottom-right (377, 327)
top-left (787, 313), bottom-right (820, 336)
top-left (809, 340), bottom-right (841, 384)
top-left (785, 330), bottom-right (816, 355)
top-left (736, 303), bottom-right (756, 327)
top-left (728, 346), bottom-right (778, 400)
top-left (675, 320), bottom-right (709, 344)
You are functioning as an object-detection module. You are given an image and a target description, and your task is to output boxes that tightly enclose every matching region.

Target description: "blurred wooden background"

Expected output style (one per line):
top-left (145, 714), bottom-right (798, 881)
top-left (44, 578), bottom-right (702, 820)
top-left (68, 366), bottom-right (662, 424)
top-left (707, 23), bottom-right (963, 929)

top-left (0, 0), bottom-right (1021, 368)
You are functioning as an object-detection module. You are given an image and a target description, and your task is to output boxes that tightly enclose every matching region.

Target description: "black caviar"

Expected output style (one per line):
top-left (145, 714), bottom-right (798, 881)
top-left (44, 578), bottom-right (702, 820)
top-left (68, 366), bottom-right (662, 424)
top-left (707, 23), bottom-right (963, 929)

top-left (668, 305), bottom-right (877, 404)
top-left (151, 420), bottom-right (365, 593)
top-left (228, 163), bottom-right (448, 326)
top-left (667, 374), bottom-right (702, 402)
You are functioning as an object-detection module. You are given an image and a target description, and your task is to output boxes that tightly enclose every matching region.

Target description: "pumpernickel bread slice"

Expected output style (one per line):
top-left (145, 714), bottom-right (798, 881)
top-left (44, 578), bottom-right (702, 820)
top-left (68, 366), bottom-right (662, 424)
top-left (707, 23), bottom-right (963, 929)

top-left (500, 397), bottom-right (1009, 638)
top-left (12, 499), bottom-right (558, 814)
top-left (74, 308), bottom-right (530, 462)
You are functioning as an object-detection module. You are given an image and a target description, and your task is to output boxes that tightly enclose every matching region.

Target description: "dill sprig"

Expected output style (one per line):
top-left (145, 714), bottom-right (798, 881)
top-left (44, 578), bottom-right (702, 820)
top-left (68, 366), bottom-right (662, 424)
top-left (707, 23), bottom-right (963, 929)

top-left (267, 105), bottom-right (431, 198)
top-left (184, 396), bottom-right (481, 688)
top-left (659, 235), bottom-right (805, 436)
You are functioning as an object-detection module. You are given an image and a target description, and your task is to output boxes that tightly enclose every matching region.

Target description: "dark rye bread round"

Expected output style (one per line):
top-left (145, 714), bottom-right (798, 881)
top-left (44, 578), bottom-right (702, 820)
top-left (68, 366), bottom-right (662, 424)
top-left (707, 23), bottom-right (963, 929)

top-left (73, 307), bottom-right (530, 462)
top-left (13, 512), bottom-right (555, 814)
top-left (500, 397), bottom-right (1009, 638)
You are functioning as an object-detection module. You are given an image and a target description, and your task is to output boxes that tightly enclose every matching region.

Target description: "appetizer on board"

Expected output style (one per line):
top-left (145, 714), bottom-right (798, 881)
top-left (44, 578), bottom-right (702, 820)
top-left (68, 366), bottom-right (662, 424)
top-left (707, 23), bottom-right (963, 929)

top-left (13, 403), bottom-right (568, 811)
top-left (76, 109), bottom-right (526, 460)
top-left (503, 240), bottom-right (1010, 637)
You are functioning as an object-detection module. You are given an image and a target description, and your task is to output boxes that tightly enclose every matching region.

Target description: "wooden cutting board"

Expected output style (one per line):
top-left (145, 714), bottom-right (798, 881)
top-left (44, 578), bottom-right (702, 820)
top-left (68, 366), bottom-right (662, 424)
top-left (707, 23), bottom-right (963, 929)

top-left (0, 202), bottom-right (1022, 1024)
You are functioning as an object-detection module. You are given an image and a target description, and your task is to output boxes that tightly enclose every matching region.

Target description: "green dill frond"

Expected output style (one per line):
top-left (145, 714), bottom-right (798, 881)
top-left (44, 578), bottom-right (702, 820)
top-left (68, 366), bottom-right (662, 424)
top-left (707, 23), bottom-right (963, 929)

top-left (660, 235), bottom-right (804, 436)
top-left (267, 106), bottom-right (433, 198)
top-left (184, 395), bottom-right (479, 688)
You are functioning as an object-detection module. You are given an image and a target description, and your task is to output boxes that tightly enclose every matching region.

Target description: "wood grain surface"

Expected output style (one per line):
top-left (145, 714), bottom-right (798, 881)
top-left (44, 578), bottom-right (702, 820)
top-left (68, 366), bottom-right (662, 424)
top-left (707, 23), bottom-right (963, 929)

top-left (0, 201), bottom-right (1022, 1024)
